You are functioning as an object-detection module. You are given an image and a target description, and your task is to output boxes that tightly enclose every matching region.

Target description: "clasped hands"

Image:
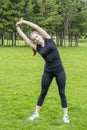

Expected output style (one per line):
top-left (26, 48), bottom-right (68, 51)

top-left (16, 17), bottom-right (23, 27)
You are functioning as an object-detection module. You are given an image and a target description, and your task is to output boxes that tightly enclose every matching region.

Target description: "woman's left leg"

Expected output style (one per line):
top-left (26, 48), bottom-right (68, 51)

top-left (56, 69), bottom-right (67, 108)
top-left (55, 69), bottom-right (70, 123)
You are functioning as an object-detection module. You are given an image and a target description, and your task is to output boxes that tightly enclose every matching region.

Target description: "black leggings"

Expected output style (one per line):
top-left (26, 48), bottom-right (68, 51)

top-left (37, 66), bottom-right (67, 108)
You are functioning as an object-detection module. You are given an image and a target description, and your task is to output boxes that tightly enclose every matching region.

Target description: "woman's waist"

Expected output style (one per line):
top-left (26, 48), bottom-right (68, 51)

top-left (44, 63), bottom-right (64, 72)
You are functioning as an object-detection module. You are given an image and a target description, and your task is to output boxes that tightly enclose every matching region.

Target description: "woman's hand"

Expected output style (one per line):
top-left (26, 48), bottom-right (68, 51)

top-left (16, 18), bottom-right (23, 27)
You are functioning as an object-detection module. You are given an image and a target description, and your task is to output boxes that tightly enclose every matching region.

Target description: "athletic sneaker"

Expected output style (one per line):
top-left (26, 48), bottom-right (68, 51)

top-left (29, 112), bottom-right (39, 121)
top-left (63, 115), bottom-right (70, 123)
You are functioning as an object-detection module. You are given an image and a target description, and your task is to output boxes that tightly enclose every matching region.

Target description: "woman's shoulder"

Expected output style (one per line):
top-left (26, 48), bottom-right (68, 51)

top-left (44, 37), bottom-right (52, 41)
top-left (44, 37), bottom-right (54, 43)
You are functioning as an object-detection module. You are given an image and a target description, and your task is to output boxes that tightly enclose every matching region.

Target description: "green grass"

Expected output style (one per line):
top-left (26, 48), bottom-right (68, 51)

top-left (0, 43), bottom-right (87, 130)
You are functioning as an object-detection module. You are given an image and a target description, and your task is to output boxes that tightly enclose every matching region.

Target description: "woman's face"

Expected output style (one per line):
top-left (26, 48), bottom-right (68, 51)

top-left (31, 33), bottom-right (43, 45)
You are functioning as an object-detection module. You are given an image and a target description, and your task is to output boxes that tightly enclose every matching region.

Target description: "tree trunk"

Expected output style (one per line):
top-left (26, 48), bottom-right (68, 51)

top-left (60, 33), bottom-right (63, 46)
top-left (68, 31), bottom-right (71, 46)
top-left (18, 35), bottom-right (20, 47)
top-left (56, 31), bottom-right (59, 46)
top-left (71, 32), bottom-right (73, 46)
top-left (6, 33), bottom-right (10, 46)
top-left (64, 21), bottom-right (67, 47)
top-left (1, 31), bottom-right (4, 46)
top-left (14, 31), bottom-right (16, 46)
top-left (11, 32), bottom-right (16, 46)
top-left (63, 33), bottom-right (66, 47)
top-left (75, 33), bottom-right (78, 47)
top-left (68, 30), bottom-right (73, 46)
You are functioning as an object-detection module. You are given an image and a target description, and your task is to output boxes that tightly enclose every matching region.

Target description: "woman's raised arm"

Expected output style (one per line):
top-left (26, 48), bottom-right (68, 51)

top-left (16, 19), bottom-right (51, 39)
top-left (16, 26), bottom-right (36, 50)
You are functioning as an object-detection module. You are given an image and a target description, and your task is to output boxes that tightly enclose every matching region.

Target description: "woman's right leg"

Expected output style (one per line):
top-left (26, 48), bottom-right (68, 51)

top-left (37, 71), bottom-right (53, 106)
top-left (29, 71), bottom-right (53, 120)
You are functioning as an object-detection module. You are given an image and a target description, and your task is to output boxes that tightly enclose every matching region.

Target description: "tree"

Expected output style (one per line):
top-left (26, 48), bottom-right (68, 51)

top-left (56, 0), bottom-right (87, 47)
top-left (0, 0), bottom-right (87, 47)
top-left (69, 0), bottom-right (87, 46)
top-left (0, 0), bottom-right (23, 46)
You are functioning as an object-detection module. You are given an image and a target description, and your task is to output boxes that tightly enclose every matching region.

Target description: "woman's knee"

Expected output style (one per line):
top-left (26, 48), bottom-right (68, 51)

top-left (59, 89), bottom-right (66, 98)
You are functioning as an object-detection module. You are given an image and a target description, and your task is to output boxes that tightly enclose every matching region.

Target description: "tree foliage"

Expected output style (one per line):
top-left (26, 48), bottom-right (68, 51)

top-left (0, 0), bottom-right (87, 46)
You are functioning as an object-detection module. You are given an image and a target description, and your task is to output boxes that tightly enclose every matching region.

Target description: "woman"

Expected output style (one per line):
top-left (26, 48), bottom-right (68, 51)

top-left (16, 19), bottom-right (70, 123)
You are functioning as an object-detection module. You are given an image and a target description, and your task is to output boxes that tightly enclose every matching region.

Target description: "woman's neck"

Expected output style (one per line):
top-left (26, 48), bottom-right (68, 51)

top-left (41, 39), bottom-right (45, 47)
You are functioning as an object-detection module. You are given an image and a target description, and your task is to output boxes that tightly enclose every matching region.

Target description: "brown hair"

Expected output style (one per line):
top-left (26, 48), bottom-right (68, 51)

top-left (30, 31), bottom-right (39, 56)
top-left (32, 48), bottom-right (37, 56)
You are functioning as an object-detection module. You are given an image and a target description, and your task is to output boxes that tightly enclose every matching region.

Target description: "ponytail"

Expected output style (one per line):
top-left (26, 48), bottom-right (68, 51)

top-left (32, 48), bottom-right (37, 56)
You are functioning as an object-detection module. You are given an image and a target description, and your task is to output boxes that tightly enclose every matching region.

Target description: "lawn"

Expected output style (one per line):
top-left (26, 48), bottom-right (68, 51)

top-left (0, 43), bottom-right (87, 130)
